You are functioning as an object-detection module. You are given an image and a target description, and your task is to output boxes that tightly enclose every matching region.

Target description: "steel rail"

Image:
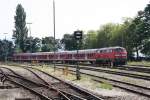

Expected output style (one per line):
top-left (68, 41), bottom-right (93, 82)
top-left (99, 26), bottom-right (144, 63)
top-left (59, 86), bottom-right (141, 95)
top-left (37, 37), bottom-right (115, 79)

top-left (55, 65), bottom-right (150, 98)
top-left (0, 72), bottom-right (43, 87)
top-left (120, 65), bottom-right (150, 73)
top-left (0, 68), bottom-right (53, 100)
top-left (0, 67), bottom-right (72, 100)
top-left (56, 64), bottom-right (150, 81)
top-left (0, 67), bottom-right (46, 85)
top-left (15, 66), bottom-right (86, 100)
top-left (22, 67), bottom-right (50, 86)
top-left (24, 66), bottom-right (104, 100)
top-left (56, 63), bottom-right (150, 74)
top-left (0, 66), bottom-right (88, 100)
top-left (82, 67), bottom-right (150, 81)
top-left (13, 65), bottom-right (100, 100)
top-left (21, 67), bottom-right (83, 100)
top-left (129, 64), bottom-right (150, 67)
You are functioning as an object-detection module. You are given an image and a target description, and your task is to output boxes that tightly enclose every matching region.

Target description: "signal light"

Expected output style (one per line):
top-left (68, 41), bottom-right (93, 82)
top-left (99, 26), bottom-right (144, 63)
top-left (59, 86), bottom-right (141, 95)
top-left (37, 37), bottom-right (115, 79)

top-left (74, 30), bottom-right (83, 40)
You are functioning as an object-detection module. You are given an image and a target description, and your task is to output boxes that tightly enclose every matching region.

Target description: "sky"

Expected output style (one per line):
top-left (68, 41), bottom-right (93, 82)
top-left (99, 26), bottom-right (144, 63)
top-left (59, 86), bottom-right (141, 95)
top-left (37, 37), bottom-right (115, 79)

top-left (0, 0), bottom-right (149, 40)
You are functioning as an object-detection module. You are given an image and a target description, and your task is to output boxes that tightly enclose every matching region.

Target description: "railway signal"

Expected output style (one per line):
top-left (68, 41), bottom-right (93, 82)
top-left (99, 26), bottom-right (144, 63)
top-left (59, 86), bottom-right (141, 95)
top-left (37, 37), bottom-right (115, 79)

top-left (74, 30), bottom-right (83, 40)
top-left (74, 30), bottom-right (83, 80)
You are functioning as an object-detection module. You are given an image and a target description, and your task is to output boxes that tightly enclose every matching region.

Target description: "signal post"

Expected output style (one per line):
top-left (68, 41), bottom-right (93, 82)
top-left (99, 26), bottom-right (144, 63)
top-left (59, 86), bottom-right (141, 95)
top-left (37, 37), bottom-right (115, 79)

top-left (74, 30), bottom-right (83, 80)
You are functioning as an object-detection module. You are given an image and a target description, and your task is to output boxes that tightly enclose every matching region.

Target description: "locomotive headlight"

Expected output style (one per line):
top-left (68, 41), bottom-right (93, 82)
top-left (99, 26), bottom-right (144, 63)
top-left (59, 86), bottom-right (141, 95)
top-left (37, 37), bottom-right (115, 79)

top-left (121, 54), bottom-right (126, 56)
top-left (115, 54), bottom-right (121, 56)
top-left (115, 54), bottom-right (126, 57)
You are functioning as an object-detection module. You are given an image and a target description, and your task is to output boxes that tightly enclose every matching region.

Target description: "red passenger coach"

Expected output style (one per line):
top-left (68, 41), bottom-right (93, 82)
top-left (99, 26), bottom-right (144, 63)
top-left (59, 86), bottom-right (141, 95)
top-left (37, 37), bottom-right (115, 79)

top-left (13, 46), bottom-right (127, 66)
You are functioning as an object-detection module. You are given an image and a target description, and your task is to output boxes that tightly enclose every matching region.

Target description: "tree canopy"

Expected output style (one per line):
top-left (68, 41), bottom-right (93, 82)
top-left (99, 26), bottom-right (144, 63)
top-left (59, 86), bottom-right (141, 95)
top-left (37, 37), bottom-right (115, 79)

top-left (13, 4), bottom-right (28, 52)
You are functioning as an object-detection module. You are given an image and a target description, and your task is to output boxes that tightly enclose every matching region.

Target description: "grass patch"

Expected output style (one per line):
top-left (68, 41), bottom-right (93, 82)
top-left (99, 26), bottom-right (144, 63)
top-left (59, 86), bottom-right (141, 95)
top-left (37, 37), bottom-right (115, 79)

top-left (128, 61), bottom-right (150, 66)
top-left (98, 82), bottom-right (113, 90)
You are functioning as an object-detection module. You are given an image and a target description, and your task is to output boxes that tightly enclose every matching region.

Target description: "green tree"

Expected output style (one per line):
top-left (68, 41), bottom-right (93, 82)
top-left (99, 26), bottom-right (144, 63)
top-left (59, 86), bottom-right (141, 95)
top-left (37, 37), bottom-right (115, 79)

top-left (41, 37), bottom-right (61, 52)
top-left (61, 34), bottom-right (77, 50)
top-left (0, 40), bottom-right (14, 61)
top-left (121, 18), bottom-right (134, 59)
top-left (84, 30), bottom-right (97, 49)
top-left (140, 3), bottom-right (150, 56)
top-left (13, 4), bottom-right (28, 52)
top-left (126, 11), bottom-right (146, 59)
top-left (24, 37), bottom-right (41, 53)
top-left (97, 23), bottom-right (116, 48)
top-left (41, 37), bottom-right (54, 52)
top-left (61, 33), bottom-right (84, 50)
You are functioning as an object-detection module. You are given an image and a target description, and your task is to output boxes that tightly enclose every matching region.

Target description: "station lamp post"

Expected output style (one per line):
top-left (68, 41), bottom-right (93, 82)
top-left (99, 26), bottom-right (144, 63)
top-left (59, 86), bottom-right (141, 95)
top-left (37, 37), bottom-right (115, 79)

top-left (27, 22), bottom-right (32, 52)
top-left (4, 33), bottom-right (8, 63)
top-left (27, 22), bottom-right (32, 63)
top-left (74, 30), bottom-right (83, 80)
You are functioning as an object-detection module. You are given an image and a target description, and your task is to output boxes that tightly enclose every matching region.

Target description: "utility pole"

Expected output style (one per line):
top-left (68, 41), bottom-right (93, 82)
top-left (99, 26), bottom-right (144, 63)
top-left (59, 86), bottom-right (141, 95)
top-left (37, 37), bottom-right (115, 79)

top-left (53, 0), bottom-right (56, 71)
top-left (4, 33), bottom-right (8, 63)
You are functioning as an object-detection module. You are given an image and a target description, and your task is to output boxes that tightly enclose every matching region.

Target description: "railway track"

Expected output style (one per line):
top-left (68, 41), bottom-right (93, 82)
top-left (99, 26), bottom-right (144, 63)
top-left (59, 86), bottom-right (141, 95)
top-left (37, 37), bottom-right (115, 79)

top-left (129, 64), bottom-right (150, 67)
top-left (53, 64), bottom-right (150, 98)
top-left (63, 63), bottom-right (150, 74)
top-left (119, 65), bottom-right (150, 73)
top-left (35, 63), bottom-right (150, 74)
top-left (0, 66), bottom-right (104, 100)
top-left (56, 64), bottom-right (150, 81)
top-left (0, 67), bottom-right (52, 100)
top-left (75, 63), bottom-right (150, 74)
top-left (23, 66), bottom-right (105, 100)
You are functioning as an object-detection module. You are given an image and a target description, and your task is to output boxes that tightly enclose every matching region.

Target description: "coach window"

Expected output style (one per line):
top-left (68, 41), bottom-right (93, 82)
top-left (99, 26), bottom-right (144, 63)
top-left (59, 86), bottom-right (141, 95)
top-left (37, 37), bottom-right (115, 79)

top-left (82, 54), bottom-right (84, 57)
top-left (107, 49), bottom-right (110, 53)
top-left (88, 54), bottom-right (90, 57)
top-left (91, 53), bottom-right (93, 57)
top-left (103, 50), bottom-right (106, 53)
top-left (105, 50), bottom-right (108, 53)
top-left (107, 49), bottom-right (111, 53)
top-left (69, 54), bottom-right (71, 58)
top-left (99, 50), bottom-right (102, 53)
top-left (98, 50), bottom-right (102, 53)
top-left (109, 49), bottom-right (112, 53)
top-left (83, 54), bottom-right (85, 57)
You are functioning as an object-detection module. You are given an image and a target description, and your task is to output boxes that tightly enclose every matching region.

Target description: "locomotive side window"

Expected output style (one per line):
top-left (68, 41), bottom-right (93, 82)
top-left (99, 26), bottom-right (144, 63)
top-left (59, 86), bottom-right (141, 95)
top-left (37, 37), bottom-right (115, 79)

top-left (115, 48), bottom-right (124, 52)
top-left (99, 49), bottom-right (112, 53)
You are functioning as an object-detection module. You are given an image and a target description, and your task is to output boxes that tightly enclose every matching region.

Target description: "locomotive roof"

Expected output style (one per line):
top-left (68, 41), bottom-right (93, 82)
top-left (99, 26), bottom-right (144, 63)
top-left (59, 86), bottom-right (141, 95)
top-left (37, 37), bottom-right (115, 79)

top-left (98, 46), bottom-right (124, 50)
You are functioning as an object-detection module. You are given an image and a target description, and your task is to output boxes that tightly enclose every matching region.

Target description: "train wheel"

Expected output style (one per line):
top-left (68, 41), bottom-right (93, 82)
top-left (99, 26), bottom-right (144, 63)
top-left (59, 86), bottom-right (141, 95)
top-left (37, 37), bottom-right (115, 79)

top-left (89, 61), bottom-right (93, 64)
top-left (110, 62), bottom-right (113, 67)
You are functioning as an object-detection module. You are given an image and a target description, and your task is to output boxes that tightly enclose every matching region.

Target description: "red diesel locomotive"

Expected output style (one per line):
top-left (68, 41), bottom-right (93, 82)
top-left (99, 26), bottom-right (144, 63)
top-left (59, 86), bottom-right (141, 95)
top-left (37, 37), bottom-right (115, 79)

top-left (13, 46), bottom-right (127, 66)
